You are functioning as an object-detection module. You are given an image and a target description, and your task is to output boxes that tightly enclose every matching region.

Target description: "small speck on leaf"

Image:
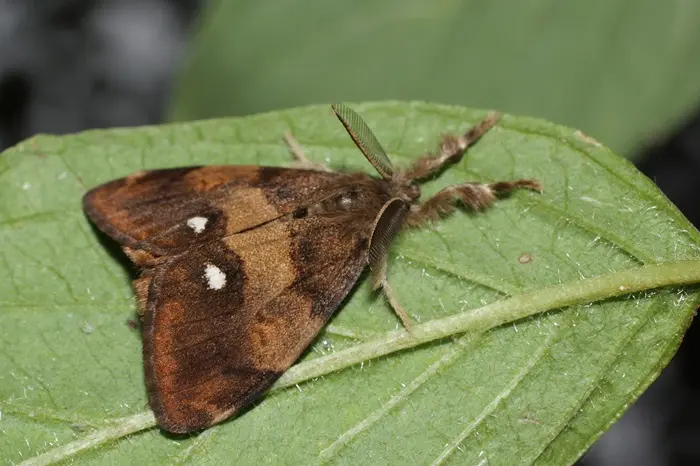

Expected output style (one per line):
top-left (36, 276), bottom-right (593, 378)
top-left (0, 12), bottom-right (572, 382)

top-left (518, 253), bottom-right (533, 264)
top-left (81, 322), bottom-right (95, 334)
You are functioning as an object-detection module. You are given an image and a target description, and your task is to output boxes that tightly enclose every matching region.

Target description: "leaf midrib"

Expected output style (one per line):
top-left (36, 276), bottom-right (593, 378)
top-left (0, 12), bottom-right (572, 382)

top-left (13, 260), bottom-right (700, 466)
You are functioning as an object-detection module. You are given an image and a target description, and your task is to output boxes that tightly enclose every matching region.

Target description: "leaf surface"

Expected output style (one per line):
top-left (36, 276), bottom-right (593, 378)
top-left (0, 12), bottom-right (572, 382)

top-left (1, 102), bottom-right (699, 465)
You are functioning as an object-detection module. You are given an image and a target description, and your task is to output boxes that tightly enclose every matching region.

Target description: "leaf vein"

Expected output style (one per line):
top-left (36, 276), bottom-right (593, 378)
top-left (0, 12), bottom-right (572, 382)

top-left (9, 237), bottom-right (80, 303)
top-left (430, 332), bottom-right (556, 465)
top-left (0, 337), bottom-right (59, 410)
top-left (316, 335), bottom-right (481, 463)
top-left (528, 292), bottom-right (685, 464)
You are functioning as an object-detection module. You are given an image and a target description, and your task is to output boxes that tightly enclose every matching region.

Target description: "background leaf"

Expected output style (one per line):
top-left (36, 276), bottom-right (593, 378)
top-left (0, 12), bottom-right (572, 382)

top-left (1, 102), bottom-right (699, 464)
top-left (170, 0), bottom-right (700, 158)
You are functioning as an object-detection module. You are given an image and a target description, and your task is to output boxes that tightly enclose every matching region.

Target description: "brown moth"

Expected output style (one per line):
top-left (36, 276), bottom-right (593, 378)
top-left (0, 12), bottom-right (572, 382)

top-left (82, 104), bottom-right (541, 433)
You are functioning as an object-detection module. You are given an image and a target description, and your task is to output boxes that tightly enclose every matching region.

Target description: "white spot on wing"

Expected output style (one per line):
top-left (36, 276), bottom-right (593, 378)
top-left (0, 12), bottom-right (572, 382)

top-left (187, 216), bottom-right (208, 234)
top-left (204, 263), bottom-right (226, 290)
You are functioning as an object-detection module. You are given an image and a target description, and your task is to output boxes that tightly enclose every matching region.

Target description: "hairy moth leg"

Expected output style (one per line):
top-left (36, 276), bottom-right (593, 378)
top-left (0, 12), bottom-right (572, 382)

top-left (404, 112), bottom-right (501, 181)
top-left (283, 131), bottom-right (332, 172)
top-left (370, 253), bottom-right (413, 331)
top-left (407, 179), bottom-right (542, 227)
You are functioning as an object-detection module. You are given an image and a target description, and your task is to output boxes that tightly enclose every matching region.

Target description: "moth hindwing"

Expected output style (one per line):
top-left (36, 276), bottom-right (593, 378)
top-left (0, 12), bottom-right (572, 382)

top-left (82, 103), bottom-right (541, 433)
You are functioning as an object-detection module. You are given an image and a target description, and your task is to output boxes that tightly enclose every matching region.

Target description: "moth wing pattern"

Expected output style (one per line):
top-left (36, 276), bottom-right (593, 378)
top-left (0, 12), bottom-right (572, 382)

top-left (83, 166), bottom-right (344, 256)
top-left (143, 208), bottom-right (371, 433)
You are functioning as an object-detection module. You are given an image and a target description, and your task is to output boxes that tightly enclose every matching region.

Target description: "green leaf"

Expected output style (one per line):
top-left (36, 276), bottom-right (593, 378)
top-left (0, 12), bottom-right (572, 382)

top-left (169, 0), bottom-right (700, 158)
top-left (1, 102), bottom-right (699, 465)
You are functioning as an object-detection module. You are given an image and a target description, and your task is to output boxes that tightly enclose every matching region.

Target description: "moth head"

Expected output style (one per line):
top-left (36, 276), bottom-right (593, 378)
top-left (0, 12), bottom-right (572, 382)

top-left (332, 103), bottom-right (422, 204)
top-left (398, 182), bottom-right (420, 204)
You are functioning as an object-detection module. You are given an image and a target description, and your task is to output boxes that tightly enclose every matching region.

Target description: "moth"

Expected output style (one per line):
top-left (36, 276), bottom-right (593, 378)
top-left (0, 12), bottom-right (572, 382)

top-left (83, 104), bottom-right (541, 433)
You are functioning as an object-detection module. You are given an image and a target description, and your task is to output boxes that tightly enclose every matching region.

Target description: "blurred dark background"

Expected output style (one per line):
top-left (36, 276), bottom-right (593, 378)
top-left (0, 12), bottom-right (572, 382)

top-left (1, 1), bottom-right (698, 464)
